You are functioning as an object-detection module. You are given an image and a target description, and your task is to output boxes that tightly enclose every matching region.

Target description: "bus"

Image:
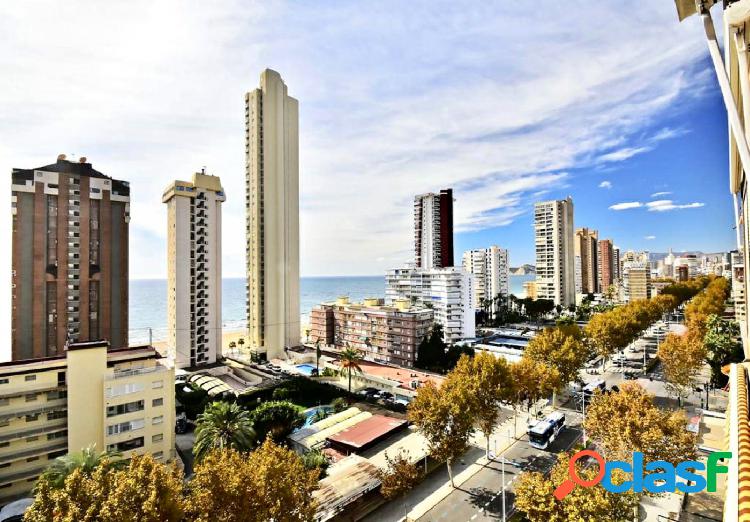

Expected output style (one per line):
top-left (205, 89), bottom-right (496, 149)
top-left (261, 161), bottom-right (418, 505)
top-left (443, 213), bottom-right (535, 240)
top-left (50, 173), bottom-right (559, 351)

top-left (528, 411), bottom-right (566, 450)
top-left (580, 379), bottom-right (606, 404)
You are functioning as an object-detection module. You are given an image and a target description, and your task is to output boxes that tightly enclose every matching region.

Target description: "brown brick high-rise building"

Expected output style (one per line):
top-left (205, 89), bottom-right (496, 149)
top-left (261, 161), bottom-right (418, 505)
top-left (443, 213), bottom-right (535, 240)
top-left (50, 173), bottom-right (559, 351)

top-left (11, 155), bottom-right (130, 360)
top-left (414, 189), bottom-right (454, 268)
top-left (598, 239), bottom-right (615, 291)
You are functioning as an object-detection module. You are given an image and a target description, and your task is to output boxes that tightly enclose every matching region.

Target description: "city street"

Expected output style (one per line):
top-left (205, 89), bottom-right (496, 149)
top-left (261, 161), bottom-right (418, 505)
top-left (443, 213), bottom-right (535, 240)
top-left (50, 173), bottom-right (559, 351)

top-left (417, 415), bottom-right (582, 521)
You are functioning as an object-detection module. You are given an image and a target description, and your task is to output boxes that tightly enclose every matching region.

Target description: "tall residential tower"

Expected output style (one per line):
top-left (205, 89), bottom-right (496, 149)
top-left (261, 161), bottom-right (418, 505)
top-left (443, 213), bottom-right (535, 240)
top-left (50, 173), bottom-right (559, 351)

top-left (162, 172), bottom-right (225, 369)
top-left (462, 246), bottom-right (510, 310)
top-left (245, 69), bottom-right (300, 360)
top-left (534, 197), bottom-right (575, 307)
top-left (597, 239), bottom-right (616, 291)
top-left (414, 189), bottom-right (454, 268)
top-left (574, 228), bottom-right (599, 294)
top-left (11, 156), bottom-right (129, 360)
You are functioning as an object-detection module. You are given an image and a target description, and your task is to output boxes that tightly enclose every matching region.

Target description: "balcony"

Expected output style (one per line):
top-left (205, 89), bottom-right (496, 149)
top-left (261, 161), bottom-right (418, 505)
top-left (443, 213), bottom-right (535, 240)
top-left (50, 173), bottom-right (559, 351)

top-left (0, 400), bottom-right (67, 422)
top-left (106, 365), bottom-right (169, 381)
top-left (0, 441), bottom-right (67, 466)
top-left (0, 421), bottom-right (67, 444)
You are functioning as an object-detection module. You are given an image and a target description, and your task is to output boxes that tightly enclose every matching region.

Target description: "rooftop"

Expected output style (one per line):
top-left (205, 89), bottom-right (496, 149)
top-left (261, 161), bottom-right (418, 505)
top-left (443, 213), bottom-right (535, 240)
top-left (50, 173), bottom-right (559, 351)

top-left (326, 414), bottom-right (408, 453)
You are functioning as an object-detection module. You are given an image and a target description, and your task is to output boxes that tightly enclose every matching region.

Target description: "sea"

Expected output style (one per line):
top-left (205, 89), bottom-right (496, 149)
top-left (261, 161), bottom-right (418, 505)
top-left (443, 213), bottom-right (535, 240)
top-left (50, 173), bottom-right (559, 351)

top-left (129, 274), bottom-right (535, 344)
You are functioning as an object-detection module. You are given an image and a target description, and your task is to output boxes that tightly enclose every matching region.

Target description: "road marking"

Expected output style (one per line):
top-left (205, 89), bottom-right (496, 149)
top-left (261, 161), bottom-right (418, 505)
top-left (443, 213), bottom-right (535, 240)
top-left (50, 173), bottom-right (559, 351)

top-left (470, 515), bottom-right (477, 520)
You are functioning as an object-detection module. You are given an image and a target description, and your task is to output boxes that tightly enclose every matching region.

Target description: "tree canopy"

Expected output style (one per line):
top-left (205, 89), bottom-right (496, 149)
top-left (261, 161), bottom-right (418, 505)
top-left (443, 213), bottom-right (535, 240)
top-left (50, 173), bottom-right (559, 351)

top-left (193, 401), bottom-right (256, 460)
top-left (248, 401), bottom-right (305, 443)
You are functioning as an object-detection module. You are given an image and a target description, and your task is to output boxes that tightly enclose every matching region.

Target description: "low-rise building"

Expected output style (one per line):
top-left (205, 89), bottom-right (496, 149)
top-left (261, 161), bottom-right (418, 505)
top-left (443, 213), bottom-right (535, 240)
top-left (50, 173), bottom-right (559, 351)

top-left (385, 266), bottom-right (475, 344)
top-left (309, 297), bottom-right (433, 367)
top-left (0, 341), bottom-right (175, 504)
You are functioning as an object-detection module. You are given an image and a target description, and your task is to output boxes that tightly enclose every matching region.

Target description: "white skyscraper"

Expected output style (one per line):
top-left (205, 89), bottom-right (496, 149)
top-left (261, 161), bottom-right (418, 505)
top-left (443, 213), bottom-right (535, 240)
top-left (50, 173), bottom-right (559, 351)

top-left (163, 172), bottom-right (225, 368)
top-left (385, 266), bottom-right (475, 343)
top-left (246, 69), bottom-right (301, 360)
top-left (462, 246), bottom-right (510, 310)
top-left (534, 197), bottom-right (575, 306)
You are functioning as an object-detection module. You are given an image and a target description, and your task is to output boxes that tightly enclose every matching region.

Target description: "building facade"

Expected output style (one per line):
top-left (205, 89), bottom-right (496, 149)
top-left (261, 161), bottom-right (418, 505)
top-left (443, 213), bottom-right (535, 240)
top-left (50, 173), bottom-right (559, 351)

top-left (11, 155), bottom-right (129, 361)
top-left (462, 246), bottom-right (510, 310)
top-left (622, 262), bottom-right (651, 303)
top-left (309, 297), bottom-right (433, 367)
top-left (523, 281), bottom-right (538, 300)
top-left (245, 69), bottom-right (301, 360)
top-left (574, 228), bottom-right (599, 295)
top-left (0, 341), bottom-right (174, 504)
top-left (597, 239), bottom-right (615, 291)
top-left (385, 266), bottom-right (474, 344)
top-left (162, 172), bottom-right (225, 369)
top-left (534, 197), bottom-right (575, 306)
top-left (414, 189), bottom-right (454, 269)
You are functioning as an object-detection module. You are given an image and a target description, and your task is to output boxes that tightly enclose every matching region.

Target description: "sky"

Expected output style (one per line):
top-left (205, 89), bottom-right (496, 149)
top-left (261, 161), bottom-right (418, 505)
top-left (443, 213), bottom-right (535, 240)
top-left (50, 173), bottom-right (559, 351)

top-left (0, 0), bottom-right (738, 281)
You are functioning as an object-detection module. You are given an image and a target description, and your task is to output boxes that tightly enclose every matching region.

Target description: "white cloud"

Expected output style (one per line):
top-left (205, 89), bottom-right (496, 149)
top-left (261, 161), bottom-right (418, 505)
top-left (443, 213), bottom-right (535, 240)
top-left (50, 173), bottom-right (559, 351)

top-left (599, 181), bottom-right (613, 189)
top-left (651, 191), bottom-right (672, 197)
top-left (609, 202), bottom-right (643, 210)
top-left (644, 235), bottom-right (656, 240)
top-left (0, 1), bottom-right (715, 277)
top-left (646, 200), bottom-right (705, 212)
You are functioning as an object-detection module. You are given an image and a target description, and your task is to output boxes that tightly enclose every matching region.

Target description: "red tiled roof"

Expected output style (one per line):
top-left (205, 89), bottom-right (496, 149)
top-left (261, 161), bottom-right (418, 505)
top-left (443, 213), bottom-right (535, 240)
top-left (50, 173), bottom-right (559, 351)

top-left (326, 414), bottom-right (407, 452)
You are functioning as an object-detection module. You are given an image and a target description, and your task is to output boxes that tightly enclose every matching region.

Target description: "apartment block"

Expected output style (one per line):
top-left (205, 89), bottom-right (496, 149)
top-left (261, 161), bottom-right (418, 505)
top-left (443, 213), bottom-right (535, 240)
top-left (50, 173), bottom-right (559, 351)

top-left (414, 189), bottom-right (454, 269)
top-left (385, 266), bottom-right (474, 344)
top-left (162, 172), bottom-right (225, 369)
top-left (597, 239), bottom-right (615, 291)
top-left (534, 197), bottom-right (575, 306)
top-left (245, 69), bottom-right (301, 360)
top-left (11, 155), bottom-right (129, 360)
top-left (0, 341), bottom-right (174, 504)
top-left (462, 246), bottom-right (510, 310)
top-left (523, 281), bottom-right (538, 300)
top-left (622, 262), bottom-right (651, 303)
top-left (574, 228), bottom-right (599, 294)
top-left (309, 297), bottom-right (433, 368)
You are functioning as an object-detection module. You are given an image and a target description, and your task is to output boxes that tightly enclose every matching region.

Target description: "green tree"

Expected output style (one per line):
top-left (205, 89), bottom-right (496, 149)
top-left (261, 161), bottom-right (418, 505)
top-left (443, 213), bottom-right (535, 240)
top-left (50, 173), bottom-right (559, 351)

top-left (416, 323), bottom-right (447, 370)
top-left (658, 332), bottom-right (706, 406)
top-left (315, 339), bottom-right (322, 374)
top-left (237, 337), bottom-right (245, 352)
top-left (704, 314), bottom-right (744, 387)
top-left (193, 401), bottom-right (256, 461)
top-left (301, 448), bottom-right (330, 478)
top-left (37, 445), bottom-right (124, 490)
top-left (408, 380), bottom-right (474, 487)
top-left (249, 400), bottom-right (305, 443)
top-left (338, 347), bottom-right (364, 392)
top-left (228, 341), bottom-right (237, 354)
top-left (185, 440), bottom-right (319, 522)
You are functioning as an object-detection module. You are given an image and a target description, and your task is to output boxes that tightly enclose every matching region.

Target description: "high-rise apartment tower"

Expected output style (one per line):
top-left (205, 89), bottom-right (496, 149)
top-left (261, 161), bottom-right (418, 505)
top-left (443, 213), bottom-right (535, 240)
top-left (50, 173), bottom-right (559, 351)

top-left (574, 228), bottom-right (599, 294)
top-left (462, 246), bottom-right (510, 310)
top-left (597, 239), bottom-right (615, 291)
top-left (162, 172), bottom-right (225, 369)
top-left (534, 197), bottom-right (575, 306)
top-left (245, 69), bottom-right (300, 360)
top-left (11, 156), bottom-right (129, 360)
top-left (414, 189), bottom-right (454, 268)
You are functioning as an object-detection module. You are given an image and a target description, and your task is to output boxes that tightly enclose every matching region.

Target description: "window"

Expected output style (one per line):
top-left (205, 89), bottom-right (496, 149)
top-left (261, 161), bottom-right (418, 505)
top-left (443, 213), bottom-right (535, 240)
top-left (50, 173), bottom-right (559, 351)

top-left (107, 436), bottom-right (144, 453)
top-left (152, 398), bottom-right (163, 407)
top-left (0, 399), bottom-right (9, 407)
top-left (0, 442), bottom-right (8, 448)
top-left (106, 400), bottom-right (144, 418)
top-left (47, 431), bottom-right (67, 441)
top-left (25, 414), bottom-right (39, 422)
top-left (47, 410), bottom-right (66, 421)
top-left (26, 436), bottom-right (38, 442)
top-left (25, 393), bottom-right (38, 403)
top-left (107, 419), bottom-right (145, 436)
top-left (152, 434), bottom-right (163, 443)
top-left (47, 390), bottom-right (67, 400)
top-left (153, 451), bottom-right (163, 460)
top-left (0, 379), bottom-right (8, 385)
top-left (0, 463), bottom-right (10, 469)
top-left (152, 416), bottom-right (163, 425)
top-left (26, 456), bottom-right (38, 463)
top-left (106, 382), bottom-right (144, 398)
top-left (25, 375), bottom-right (36, 382)
top-left (152, 380), bottom-right (163, 389)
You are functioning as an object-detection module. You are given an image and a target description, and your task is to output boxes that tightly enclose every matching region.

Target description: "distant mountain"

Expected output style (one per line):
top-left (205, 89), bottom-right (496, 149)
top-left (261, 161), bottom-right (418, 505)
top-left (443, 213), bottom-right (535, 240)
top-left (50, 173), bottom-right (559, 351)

top-left (511, 264), bottom-right (536, 275)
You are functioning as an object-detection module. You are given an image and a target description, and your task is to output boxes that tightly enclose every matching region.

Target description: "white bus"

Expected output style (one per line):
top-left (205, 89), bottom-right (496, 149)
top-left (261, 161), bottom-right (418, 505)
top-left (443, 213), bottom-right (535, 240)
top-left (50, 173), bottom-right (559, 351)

top-left (528, 411), bottom-right (566, 450)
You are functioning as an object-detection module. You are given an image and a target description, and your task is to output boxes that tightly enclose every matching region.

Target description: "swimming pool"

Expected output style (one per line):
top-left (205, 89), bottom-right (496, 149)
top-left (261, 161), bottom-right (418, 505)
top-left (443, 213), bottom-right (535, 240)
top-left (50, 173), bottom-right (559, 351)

top-left (296, 364), bottom-right (318, 376)
top-left (301, 405), bottom-right (333, 427)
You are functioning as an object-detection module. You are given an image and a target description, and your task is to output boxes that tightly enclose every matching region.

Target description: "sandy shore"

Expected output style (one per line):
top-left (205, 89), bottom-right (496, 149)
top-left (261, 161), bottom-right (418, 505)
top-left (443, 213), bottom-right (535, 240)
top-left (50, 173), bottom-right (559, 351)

top-left (151, 326), bottom-right (311, 353)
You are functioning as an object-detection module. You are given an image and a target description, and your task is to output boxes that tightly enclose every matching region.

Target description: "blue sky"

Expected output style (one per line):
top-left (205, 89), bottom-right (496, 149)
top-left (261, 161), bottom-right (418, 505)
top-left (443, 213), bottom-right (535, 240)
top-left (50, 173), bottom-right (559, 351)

top-left (0, 0), bottom-right (737, 279)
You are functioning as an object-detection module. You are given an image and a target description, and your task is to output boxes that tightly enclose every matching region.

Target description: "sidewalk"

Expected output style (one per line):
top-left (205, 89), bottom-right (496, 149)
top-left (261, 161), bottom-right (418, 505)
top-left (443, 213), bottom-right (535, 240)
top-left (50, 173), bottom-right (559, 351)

top-left (405, 410), bottom-right (529, 521)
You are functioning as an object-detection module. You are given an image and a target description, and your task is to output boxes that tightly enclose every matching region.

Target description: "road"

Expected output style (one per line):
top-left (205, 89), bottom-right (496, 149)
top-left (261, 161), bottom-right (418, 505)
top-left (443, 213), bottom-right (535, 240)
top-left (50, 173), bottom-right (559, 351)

top-left (417, 412), bottom-right (583, 522)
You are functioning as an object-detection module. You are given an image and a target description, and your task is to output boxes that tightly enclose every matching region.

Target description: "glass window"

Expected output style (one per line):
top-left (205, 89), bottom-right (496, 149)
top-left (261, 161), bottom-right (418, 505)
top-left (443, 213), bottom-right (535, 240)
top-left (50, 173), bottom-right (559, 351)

top-left (152, 416), bottom-right (163, 425)
top-left (106, 400), bottom-right (144, 418)
top-left (152, 433), bottom-right (163, 443)
top-left (25, 375), bottom-right (36, 382)
top-left (106, 436), bottom-right (144, 453)
top-left (152, 398), bottom-right (163, 407)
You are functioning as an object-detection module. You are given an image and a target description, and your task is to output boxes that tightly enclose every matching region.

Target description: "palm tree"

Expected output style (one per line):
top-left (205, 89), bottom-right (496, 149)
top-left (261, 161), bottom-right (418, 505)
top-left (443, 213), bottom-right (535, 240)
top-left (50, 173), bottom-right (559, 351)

top-left (237, 338), bottom-right (245, 352)
top-left (338, 347), bottom-right (364, 392)
top-left (39, 445), bottom-right (124, 489)
top-left (193, 401), bottom-right (256, 461)
top-left (228, 341), bottom-right (237, 354)
top-left (305, 329), bottom-right (311, 344)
